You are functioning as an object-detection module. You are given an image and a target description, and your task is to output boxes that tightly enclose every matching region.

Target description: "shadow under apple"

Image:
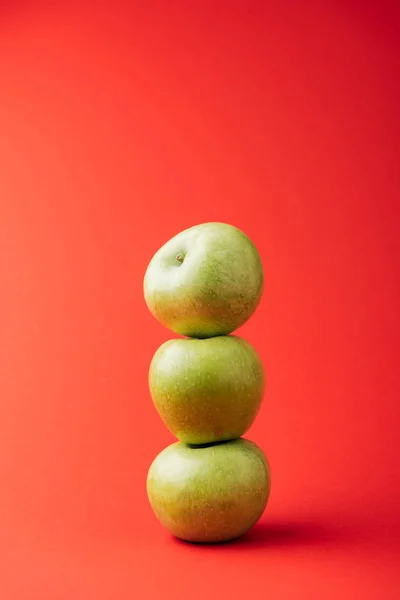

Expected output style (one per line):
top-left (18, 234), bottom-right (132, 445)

top-left (171, 517), bottom-right (355, 550)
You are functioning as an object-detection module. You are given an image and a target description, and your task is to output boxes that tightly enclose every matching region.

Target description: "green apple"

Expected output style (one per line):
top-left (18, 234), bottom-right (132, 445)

top-left (147, 438), bottom-right (271, 543)
top-left (149, 335), bottom-right (265, 444)
top-left (143, 222), bottom-right (263, 338)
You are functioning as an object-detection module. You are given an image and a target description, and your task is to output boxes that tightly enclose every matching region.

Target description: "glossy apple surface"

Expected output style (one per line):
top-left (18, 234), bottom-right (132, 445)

top-left (149, 335), bottom-right (265, 444)
top-left (143, 222), bottom-right (263, 338)
top-left (147, 438), bottom-right (271, 543)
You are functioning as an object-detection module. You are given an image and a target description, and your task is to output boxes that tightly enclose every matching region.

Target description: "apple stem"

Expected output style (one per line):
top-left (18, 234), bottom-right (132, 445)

top-left (176, 253), bottom-right (184, 263)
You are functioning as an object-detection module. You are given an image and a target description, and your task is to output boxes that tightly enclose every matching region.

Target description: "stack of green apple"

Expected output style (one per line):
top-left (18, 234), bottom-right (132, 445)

top-left (144, 222), bottom-right (271, 543)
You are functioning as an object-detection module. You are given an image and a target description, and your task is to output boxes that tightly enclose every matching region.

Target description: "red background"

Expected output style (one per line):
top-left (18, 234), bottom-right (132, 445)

top-left (1, 1), bottom-right (399, 598)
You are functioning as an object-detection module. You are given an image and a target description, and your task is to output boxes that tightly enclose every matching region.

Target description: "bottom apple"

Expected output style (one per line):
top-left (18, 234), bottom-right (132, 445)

top-left (147, 438), bottom-right (271, 543)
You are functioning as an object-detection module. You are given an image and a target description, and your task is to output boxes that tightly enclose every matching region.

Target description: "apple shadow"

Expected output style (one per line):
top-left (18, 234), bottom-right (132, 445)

top-left (172, 518), bottom-right (355, 550)
top-left (235, 519), bottom-right (342, 549)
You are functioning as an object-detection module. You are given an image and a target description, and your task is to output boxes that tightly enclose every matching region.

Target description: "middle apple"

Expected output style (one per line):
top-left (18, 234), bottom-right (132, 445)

top-left (149, 335), bottom-right (265, 445)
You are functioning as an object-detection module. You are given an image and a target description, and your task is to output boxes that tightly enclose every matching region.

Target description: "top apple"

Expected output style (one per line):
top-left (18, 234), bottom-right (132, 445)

top-left (143, 222), bottom-right (264, 338)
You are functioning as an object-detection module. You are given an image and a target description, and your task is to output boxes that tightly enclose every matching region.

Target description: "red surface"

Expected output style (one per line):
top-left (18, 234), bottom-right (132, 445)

top-left (1, 1), bottom-right (399, 598)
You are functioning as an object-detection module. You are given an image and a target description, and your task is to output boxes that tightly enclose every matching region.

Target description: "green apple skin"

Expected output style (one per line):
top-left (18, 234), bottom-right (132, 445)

top-left (143, 222), bottom-right (264, 338)
top-left (149, 335), bottom-right (265, 445)
top-left (147, 438), bottom-right (271, 543)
